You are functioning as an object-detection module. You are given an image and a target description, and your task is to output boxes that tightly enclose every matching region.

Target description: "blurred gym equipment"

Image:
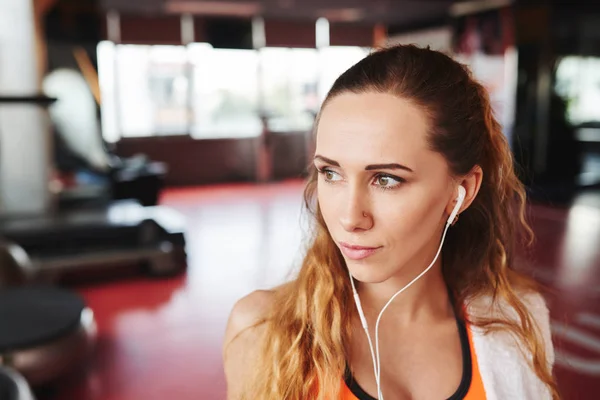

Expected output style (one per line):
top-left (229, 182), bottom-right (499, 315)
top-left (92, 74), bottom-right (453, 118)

top-left (44, 67), bottom-right (168, 208)
top-left (0, 53), bottom-right (186, 285)
top-left (0, 366), bottom-right (36, 400)
top-left (0, 286), bottom-right (96, 387)
top-left (0, 201), bottom-right (186, 283)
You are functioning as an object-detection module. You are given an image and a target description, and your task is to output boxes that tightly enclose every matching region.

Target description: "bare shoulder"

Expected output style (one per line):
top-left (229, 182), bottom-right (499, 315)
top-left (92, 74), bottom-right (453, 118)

top-left (222, 289), bottom-right (276, 399)
top-left (224, 289), bottom-right (275, 346)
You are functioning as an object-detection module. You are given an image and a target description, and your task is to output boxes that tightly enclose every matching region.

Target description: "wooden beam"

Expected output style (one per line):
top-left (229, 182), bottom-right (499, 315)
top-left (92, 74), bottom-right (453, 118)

top-left (32, 0), bottom-right (60, 86)
top-left (73, 46), bottom-right (101, 105)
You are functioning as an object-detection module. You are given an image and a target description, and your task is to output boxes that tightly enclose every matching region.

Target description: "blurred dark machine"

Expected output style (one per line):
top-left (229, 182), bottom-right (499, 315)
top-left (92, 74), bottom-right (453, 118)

top-left (0, 285), bottom-right (96, 388)
top-left (44, 67), bottom-right (168, 208)
top-left (0, 6), bottom-right (185, 396)
top-left (0, 200), bottom-right (187, 283)
top-left (0, 243), bottom-right (97, 394)
top-left (0, 89), bottom-right (186, 284)
top-left (0, 366), bottom-right (36, 400)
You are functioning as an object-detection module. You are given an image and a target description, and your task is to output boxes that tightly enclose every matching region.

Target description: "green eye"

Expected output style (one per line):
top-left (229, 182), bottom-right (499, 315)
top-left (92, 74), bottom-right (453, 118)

top-left (377, 176), bottom-right (391, 186)
top-left (318, 168), bottom-right (342, 182)
top-left (373, 174), bottom-right (404, 189)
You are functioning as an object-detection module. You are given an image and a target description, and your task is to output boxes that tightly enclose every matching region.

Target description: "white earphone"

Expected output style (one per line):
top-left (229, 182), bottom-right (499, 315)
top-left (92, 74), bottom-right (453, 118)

top-left (447, 185), bottom-right (466, 226)
top-left (349, 185), bottom-right (466, 399)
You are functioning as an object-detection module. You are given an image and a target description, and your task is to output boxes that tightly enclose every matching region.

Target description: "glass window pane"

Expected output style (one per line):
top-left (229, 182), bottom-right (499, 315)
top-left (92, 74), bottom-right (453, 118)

top-left (260, 48), bottom-right (290, 126)
top-left (116, 45), bottom-right (189, 137)
top-left (97, 41), bottom-right (119, 143)
top-left (189, 44), bottom-right (261, 138)
top-left (555, 56), bottom-right (600, 125)
top-left (260, 48), bottom-right (319, 133)
top-left (318, 46), bottom-right (370, 101)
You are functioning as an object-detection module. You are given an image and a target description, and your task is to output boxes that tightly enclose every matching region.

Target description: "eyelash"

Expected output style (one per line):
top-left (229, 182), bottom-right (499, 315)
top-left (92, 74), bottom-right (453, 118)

top-left (316, 167), bottom-right (405, 190)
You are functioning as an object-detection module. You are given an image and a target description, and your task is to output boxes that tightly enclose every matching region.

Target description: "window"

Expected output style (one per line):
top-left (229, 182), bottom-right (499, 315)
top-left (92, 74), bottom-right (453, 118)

top-left (555, 56), bottom-right (600, 125)
top-left (116, 45), bottom-right (190, 137)
top-left (259, 48), bottom-right (319, 133)
top-left (318, 46), bottom-right (370, 101)
top-left (97, 41), bottom-right (119, 143)
top-left (188, 44), bottom-right (261, 138)
top-left (97, 42), bottom-right (190, 141)
top-left (97, 42), bottom-right (371, 140)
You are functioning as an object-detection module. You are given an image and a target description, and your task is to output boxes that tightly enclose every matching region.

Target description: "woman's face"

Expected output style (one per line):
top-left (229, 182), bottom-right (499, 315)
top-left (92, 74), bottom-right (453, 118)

top-left (315, 92), bottom-right (456, 283)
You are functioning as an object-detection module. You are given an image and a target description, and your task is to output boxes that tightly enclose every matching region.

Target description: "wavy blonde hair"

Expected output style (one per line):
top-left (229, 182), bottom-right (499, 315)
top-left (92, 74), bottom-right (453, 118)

top-left (236, 45), bottom-right (559, 399)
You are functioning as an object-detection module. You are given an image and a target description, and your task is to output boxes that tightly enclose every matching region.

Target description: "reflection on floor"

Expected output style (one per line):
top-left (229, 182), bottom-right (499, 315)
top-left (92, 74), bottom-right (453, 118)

top-left (42, 182), bottom-right (600, 400)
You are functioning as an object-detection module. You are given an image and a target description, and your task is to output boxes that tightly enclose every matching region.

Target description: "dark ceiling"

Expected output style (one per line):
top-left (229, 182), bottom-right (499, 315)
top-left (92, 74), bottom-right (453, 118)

top-left (99, 0), bottom-right (490, 26)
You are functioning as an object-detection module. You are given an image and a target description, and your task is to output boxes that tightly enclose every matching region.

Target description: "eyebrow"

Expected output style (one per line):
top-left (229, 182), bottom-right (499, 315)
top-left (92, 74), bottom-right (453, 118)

top-left (313, 155), bottom-right (414, 173)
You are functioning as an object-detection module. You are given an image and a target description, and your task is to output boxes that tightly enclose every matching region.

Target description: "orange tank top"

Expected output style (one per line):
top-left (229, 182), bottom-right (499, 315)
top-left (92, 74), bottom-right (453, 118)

top-left (339, 320), bottom-right (486, 400)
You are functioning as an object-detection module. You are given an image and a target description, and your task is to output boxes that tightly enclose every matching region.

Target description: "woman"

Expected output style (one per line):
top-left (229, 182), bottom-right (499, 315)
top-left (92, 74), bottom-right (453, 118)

top-left (223, 44), bottom-right (558, 400)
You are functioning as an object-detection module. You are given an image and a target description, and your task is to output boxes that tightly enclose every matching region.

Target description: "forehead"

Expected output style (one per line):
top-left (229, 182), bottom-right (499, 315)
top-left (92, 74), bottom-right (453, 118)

top-left (315, 92), bottom-right (432, 168)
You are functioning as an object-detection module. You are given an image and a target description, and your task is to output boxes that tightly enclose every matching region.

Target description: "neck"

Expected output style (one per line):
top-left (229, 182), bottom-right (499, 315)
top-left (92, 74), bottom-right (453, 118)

top-left (355, 258), bottom-right (453, 327)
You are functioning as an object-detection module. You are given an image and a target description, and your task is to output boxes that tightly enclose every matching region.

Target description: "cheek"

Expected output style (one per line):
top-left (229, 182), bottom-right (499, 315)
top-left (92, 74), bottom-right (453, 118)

top-left (316, 182), bottom-right (338, 227)
top-left (374, 190), bottom-right (444, 244)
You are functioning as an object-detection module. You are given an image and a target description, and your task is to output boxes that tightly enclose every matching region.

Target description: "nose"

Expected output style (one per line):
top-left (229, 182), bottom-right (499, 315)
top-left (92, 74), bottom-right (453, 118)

top-left (339, 185), bottom-right (373, 232)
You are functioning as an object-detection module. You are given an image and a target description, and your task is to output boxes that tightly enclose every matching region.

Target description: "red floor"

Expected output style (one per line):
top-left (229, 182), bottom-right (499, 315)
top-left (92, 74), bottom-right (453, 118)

top-left (43, 181), bottom-right (600, 400)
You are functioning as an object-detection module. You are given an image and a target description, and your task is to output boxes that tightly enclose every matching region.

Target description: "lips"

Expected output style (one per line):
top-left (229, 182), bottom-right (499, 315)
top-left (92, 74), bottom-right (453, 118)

top-left (338, 242), bottom-right (382, 261)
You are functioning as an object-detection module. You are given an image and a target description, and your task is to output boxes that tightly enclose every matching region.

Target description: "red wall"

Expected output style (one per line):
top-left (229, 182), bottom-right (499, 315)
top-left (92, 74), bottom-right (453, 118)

top-left (114, 132), bottom-right (309, 186)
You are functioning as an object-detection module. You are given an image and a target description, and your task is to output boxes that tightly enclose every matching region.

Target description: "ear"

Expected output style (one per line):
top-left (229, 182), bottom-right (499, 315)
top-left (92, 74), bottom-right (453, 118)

top-left (446, 165), bottom-right (483, 216)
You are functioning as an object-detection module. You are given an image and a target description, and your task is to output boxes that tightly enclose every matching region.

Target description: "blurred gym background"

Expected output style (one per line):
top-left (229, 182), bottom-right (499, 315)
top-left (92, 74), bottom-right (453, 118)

top-left (0, 0), bottom-right (598, 399)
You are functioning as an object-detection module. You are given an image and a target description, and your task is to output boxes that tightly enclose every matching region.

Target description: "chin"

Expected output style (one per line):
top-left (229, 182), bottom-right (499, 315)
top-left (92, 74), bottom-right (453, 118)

top-left (345, 259), bottom-right (391, 284)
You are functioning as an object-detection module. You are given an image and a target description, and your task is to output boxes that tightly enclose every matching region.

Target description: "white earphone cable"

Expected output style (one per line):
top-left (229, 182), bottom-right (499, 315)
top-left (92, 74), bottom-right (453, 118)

top-left (374, 220), bottom-right (451, 399)
top-left (348, 205), bottom-right (459, 399)
top-left (350, 278), bottom-right (380, 387)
